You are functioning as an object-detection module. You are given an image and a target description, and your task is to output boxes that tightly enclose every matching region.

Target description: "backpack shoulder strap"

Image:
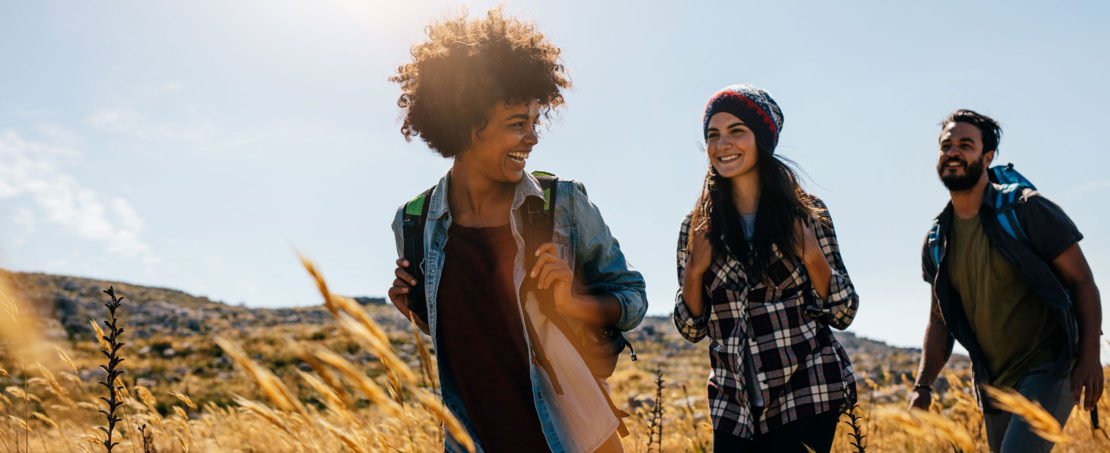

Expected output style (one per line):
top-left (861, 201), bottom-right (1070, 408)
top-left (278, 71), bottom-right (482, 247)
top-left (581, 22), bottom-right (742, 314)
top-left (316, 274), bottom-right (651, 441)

top-left (993, 183), bottom-right (1031, 245)
top-left (401, 185), bottom-right (435, 324)
top-left (926, 218), bottom-right (944, 270)
top-left (522, 172), bottom-right (558, 319)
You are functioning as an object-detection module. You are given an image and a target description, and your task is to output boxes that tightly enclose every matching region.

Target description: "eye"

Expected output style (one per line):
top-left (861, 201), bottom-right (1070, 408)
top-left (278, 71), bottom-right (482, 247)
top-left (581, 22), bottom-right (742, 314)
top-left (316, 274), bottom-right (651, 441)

top-left (706, 131), bottom-right (719, 140)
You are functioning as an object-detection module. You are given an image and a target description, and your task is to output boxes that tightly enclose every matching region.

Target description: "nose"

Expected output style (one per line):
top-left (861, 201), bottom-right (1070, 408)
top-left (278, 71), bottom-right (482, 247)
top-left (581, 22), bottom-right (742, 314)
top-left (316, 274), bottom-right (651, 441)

top-left (523, 124), bottom-right (539, 145)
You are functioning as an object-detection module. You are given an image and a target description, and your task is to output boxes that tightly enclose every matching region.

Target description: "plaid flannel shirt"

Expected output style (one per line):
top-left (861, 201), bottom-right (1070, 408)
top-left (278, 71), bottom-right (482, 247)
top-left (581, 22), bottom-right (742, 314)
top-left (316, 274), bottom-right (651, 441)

top-left (672, 196), bottom-right (858, 438)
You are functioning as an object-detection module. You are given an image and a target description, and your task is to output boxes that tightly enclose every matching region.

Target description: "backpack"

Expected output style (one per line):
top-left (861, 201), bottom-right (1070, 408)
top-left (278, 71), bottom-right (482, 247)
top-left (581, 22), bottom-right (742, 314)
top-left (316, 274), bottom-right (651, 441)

top-left (400, 171), bottom-right (636, 380)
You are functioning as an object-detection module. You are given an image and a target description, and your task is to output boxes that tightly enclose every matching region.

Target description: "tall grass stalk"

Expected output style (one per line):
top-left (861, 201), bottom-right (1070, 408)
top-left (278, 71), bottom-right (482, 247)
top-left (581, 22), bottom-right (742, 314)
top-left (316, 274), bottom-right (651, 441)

top-left (96, 286), bottom-right (126, 452)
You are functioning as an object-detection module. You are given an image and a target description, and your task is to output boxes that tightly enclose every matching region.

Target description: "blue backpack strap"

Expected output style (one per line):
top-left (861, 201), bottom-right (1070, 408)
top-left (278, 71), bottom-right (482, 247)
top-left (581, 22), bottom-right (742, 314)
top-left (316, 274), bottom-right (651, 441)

top-left (926, 219), bottom-right (944, 272)
top-left (401, 185), bottom-right (435, 324)
top-left (989, 163), bottom-right (1037, 190)
top-left (994, 183), bottom-right (1031, 245)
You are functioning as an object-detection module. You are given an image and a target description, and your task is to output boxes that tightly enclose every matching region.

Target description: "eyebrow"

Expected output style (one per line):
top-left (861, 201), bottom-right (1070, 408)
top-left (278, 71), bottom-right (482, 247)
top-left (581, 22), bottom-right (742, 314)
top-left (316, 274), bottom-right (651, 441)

top-left (505, 114), bottom-right (532, 122)
top-left (708, 121), bottom-right (746, 131)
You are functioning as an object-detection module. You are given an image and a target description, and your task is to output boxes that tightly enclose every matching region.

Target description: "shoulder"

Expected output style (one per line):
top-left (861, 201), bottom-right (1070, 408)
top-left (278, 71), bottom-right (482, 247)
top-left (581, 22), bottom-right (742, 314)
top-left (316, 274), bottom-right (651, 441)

top-left (554, 177), bottom-right (588, 199)
top-left (679, 211), bottom-right (693, 233)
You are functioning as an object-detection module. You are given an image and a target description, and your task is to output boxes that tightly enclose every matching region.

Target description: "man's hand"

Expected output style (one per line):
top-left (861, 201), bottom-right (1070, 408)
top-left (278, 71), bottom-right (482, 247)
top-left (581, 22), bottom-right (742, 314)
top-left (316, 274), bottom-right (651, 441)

top-left (1071, 350), bottom-right (1104, 411)
top-left (908, 387), bottom-right (932, 411)
top-left (387, 258), bottom-right (416, 319)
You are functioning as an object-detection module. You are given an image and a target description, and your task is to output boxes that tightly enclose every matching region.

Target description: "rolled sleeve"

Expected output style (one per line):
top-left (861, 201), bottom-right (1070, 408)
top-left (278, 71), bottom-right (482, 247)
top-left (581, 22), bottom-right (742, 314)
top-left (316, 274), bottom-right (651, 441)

top-left (805, 200), bottom-right (858, 330)
top-left (569, 181), bottom-right (648, 331)
top-left (672, 214), bottom-right (709, 342)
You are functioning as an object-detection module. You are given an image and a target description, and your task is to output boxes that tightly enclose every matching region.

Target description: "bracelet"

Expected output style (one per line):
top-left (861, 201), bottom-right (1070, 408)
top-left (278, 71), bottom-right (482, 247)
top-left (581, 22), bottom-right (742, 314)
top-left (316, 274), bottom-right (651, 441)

top-left (913, 384), bottom-right (934, 392)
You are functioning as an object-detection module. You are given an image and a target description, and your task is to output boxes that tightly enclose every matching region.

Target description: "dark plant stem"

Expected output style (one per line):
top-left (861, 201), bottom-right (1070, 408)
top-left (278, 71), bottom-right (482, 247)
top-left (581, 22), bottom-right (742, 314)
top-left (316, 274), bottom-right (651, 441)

top-left (97, 286), bottom-right (127, 452)
top-left (645, 367), bottom-right (665, 453)
top-left (138, 424), bottom-right (155, 453)
top-left (842, 402), bottom-right (867, 453)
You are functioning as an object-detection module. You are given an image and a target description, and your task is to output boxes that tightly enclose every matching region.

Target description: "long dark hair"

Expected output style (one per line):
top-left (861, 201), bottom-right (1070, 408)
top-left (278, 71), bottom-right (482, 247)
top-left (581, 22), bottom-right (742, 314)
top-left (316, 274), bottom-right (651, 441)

top-left (689, 142), bottom-right (823, 276)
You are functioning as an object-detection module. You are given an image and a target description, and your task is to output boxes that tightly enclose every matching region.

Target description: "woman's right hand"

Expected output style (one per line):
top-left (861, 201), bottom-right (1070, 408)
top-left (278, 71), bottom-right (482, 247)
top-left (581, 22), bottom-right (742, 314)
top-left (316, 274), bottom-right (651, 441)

top-left (685, 226), bottom-right (713, 278)
top-left (388, 258), bottom-right (417, 318)
top-left (681, 226), bottom-right (713, 318)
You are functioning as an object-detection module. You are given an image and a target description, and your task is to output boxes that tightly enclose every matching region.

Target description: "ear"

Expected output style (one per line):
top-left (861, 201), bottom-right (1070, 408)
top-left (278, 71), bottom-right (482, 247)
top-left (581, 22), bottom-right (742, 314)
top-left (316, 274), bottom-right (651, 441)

top-left (984, 149), bottom-right (996, 167)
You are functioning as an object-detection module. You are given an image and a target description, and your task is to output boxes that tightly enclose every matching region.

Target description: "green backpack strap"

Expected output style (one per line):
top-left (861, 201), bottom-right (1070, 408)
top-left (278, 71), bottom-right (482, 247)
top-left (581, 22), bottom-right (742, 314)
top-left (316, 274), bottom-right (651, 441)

top-left (401, 185), bottom-right (435, 325)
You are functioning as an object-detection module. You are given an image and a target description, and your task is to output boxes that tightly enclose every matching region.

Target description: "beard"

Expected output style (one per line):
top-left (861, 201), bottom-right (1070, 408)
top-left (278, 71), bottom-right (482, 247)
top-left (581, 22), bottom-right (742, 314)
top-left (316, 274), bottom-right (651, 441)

top-left (938, 155), bottom-right (985, 191)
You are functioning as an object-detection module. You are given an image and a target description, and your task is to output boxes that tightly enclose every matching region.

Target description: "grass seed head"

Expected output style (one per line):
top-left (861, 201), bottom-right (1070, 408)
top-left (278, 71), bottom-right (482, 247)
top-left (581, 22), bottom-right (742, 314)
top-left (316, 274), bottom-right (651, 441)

top-left (983, 385), bottom-right (1068, 444)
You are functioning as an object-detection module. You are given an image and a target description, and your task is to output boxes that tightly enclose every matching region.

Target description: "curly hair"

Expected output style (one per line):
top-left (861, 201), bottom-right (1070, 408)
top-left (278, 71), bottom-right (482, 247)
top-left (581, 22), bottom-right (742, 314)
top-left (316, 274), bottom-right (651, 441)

top-left (391, 9), bottom-right (570, 158)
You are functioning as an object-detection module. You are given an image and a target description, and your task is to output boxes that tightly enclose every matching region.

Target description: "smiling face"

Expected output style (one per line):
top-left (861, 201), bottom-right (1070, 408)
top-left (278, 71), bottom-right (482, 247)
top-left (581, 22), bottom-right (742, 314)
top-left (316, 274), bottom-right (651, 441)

top-left (937, 121), bottom-right (994, 191)
top-left (706, 112), bottom-right (760, 180)
top-left (459, 100), bottom-right (540, 184)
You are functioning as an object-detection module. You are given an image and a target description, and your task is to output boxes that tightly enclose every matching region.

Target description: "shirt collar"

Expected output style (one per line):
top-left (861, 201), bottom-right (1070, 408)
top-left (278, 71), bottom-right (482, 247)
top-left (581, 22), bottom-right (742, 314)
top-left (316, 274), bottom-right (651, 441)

top-left (426, 168), bottom-right (546, 220)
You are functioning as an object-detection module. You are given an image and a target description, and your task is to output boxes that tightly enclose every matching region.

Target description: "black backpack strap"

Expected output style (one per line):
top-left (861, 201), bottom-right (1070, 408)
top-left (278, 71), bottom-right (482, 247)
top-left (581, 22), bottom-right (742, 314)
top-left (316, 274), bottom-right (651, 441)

top-left (517, 172), bottom-right (564, 393)
top-left (401, 186), bottom-right (434, 325)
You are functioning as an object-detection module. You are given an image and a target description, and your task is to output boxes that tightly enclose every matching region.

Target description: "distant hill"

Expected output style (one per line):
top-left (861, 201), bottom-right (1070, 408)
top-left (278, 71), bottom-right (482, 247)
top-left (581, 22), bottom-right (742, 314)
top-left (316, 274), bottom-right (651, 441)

top-left (10, 272), bottom-right (389, 342)
top-left (8, 271), bottom-right (967, 386)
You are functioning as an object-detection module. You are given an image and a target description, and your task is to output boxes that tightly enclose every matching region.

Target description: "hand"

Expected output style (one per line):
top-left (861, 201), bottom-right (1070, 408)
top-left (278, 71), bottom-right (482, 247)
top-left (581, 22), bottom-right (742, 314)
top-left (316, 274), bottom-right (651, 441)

top-left (387, 258), bottom-right (417, 318)
top-left (685, 223), bottom-right (713, 279)
top-left (792, 217), bottom-right (822, 263)
top-left (1071, 350), bottom-right (1103, 411)
top-left (531, 243), bottom-right (574, 314)
top-left (908, 387), bottom-right (932, 411)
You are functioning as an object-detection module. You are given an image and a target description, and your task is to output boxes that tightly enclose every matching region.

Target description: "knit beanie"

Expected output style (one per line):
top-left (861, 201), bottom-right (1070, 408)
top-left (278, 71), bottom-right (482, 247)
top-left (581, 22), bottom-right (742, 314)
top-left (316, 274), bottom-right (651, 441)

top-left (702, 84), bottom-right (784, 152)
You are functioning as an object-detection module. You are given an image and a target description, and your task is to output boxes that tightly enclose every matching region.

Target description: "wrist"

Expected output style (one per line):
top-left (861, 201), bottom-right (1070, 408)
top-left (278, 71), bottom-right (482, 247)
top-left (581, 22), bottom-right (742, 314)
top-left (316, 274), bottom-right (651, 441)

top-left (913, 384), bottom-right (933, 393)
top-left (683, 270), bottom-right (704, 286)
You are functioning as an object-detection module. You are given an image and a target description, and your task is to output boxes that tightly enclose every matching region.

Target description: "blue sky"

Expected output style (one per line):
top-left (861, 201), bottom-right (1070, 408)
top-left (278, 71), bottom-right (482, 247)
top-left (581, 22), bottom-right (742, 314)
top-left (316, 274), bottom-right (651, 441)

top-left (2, 0), bottom-right (1108, 351)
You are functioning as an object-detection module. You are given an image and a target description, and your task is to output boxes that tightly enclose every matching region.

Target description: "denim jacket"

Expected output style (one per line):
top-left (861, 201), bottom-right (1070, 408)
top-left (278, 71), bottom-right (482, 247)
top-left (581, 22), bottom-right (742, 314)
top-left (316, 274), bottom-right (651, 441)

top-left (392, 170), bottom-right (648, 453)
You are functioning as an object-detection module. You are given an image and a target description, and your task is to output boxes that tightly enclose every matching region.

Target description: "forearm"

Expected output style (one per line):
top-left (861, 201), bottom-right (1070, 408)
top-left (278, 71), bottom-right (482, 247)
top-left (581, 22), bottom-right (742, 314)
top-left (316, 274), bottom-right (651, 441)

top-left (915, 316), bottom-right (952, 386)
top-left (681, 273), bottom-right (706, 317)
top-left (804, 252), bottom-right (833, 300)
top-left (558, 292), bottom-right (621, 326)
top-left (1072, 279), bottom-right (1102, 358)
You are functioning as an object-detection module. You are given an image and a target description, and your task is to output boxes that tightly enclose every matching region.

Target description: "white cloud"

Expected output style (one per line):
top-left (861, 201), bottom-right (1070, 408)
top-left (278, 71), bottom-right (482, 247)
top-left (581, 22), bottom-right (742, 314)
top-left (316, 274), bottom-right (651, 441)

top-left (0, 130), bottom-right (158, 263)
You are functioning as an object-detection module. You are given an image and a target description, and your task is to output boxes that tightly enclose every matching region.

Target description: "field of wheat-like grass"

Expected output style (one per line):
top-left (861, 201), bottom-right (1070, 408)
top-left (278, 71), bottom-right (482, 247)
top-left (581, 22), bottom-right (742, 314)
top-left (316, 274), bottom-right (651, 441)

top-left (2, 264), bottom-right (1108, 452)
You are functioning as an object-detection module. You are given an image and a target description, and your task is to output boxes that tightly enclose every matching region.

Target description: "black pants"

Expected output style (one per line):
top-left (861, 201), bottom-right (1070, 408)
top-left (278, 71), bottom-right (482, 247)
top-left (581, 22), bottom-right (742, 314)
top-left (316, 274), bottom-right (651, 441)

top-left (713, 409), bottom-right (840, 453)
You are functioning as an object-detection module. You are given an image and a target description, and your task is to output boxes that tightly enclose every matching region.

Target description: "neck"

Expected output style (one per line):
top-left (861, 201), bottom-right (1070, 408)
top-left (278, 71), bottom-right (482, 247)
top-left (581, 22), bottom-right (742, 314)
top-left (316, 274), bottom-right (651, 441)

top-left (729, 172), bottom-right (760, 215)
top-left (949, 175), bottom-right (988, 219)
top-left (447, 159), bottom-right (516, 225)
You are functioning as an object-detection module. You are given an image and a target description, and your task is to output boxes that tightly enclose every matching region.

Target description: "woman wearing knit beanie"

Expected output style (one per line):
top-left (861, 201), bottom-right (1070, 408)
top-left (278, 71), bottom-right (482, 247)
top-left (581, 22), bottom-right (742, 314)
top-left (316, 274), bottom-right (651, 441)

top-left (672, 85), bottom-right (859, 452)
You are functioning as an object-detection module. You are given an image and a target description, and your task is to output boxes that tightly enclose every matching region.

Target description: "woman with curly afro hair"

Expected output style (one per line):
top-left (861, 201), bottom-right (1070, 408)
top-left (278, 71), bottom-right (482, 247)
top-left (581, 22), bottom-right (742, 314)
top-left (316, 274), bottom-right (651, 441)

top-left (387, 9), bottom-right (647, 453)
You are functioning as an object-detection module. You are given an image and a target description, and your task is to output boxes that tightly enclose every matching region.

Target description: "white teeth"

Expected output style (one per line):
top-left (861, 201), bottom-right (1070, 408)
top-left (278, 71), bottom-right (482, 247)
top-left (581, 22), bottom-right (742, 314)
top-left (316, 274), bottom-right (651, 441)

top-left (719, 155), bottom-right (739, 162)
top-left (508, 152), bottom-right (529, 162)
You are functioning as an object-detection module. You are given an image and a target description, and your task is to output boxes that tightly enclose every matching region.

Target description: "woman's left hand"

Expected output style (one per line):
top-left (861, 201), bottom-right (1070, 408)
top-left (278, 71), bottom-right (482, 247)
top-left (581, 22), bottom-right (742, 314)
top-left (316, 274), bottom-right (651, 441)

top-left (793, 217), bottom-right (823, 262)
top-left (531, 242), bottom-right (575, 314)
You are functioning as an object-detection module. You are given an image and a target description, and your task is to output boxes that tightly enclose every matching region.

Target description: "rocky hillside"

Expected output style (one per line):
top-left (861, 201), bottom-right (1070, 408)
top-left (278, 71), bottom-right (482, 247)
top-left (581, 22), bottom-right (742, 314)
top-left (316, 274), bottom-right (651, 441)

top-left (9, 271), bottom-right (967, 379)
top-left (10, 272), bottom-right (392, 342)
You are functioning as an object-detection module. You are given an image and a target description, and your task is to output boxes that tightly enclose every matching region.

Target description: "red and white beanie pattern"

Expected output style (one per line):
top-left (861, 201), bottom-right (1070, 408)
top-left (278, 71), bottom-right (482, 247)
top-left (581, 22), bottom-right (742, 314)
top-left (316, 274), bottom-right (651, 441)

top-left (702, 84), bottom-right (784, 153)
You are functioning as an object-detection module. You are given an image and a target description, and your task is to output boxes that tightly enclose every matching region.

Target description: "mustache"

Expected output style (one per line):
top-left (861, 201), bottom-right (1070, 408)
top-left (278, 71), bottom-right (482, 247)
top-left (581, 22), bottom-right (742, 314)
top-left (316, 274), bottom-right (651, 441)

top-left (942, 156), bottom-right (967, 166)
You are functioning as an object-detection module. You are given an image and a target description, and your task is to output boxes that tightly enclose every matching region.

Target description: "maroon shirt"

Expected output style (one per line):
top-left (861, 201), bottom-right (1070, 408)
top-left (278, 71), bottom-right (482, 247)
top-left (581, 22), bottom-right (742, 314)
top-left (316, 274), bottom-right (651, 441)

top-left (436, 223), bottom-right (551, 453)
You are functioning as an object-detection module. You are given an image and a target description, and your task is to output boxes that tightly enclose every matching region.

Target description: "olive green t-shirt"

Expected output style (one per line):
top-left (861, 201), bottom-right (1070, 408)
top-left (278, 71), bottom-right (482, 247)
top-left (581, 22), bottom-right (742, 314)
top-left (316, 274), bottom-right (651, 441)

top-left (948, 214), bottom-right (1065, 389)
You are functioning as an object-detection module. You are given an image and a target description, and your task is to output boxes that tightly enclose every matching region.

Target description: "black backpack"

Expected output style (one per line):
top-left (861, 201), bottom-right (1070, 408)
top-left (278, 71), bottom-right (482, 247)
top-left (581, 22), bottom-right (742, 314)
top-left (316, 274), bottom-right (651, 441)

top-left (400, 171), bottom-right (636, 381)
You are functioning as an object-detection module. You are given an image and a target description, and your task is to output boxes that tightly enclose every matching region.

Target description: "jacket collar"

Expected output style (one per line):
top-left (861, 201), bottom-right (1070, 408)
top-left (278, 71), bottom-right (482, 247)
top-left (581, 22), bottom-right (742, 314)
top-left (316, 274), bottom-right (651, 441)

top-left (426, 168), bottom-right (546, 220)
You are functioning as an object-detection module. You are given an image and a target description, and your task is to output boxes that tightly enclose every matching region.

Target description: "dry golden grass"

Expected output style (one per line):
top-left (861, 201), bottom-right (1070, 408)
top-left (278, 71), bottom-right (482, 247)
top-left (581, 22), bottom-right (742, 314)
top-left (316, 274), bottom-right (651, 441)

top-left (2, 263), bottom-right (1110, 452)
